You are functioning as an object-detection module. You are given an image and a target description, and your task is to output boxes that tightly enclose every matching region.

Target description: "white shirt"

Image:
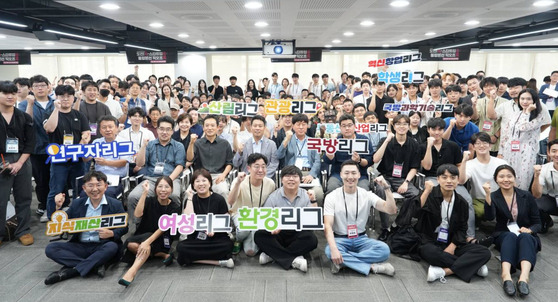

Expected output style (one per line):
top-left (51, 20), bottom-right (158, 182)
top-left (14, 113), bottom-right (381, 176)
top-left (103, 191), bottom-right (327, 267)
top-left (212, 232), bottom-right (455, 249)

top-left (539, 162), bottom-right (558, 197)
top-left (289, 83), bottom-right (303, 99)
top-left (117, 126), bottom-right (156, 153)
top-left (100, 98), bottom-right (123, 119)
top-left (496, 100), bottom-right (551, 128)
top-left (353, 93), bottom-right (372, 105)
top-left (324, 187), bottom-right (380, 235)
top-left (466, 156), bottom-right (509, 199)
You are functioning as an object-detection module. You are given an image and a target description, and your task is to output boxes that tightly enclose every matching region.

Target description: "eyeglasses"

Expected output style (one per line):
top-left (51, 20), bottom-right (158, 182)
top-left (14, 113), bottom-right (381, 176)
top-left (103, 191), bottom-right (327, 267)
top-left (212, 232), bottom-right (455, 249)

top-left (85, 183), bottom-right (104, 189)
top-left (32, 84), bottom-right (48, 88)
top-left (340, 123), bottom-right (354, 128)
top-left (474, 141), bottom-right (490, 146)
top-left (250, 165), bottom-right (266, 171)
top-left (282, 175), bottom-right (300, 180)
top-left (158, 127), bottom-right (173, 133)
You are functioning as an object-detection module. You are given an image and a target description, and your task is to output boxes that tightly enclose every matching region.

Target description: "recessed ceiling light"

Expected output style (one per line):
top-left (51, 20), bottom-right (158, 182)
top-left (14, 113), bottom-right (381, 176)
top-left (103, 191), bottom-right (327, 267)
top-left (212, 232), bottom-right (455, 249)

top-left (465, 20), bottom-right (480, 26)
top-left (382, 44), bottom-right (390, 47)
top-left (0, 35), bottom-right (6, 39)
top-left (260, 33), bottom-right (270, 37)
top-left (343, 32), bottom-right (354, 37)
top-left (390, 0), bottom-right (410, 7)
top-left (425, 32), bottom-right (436, 36)
top-left (81, 46), bottom-right (90, 50)
top-left (178, 33), bottom-right (189, 38)
top-left (195, 40), bottom-right (205, 44)
top-left (400, 39), bottom-right (408, 43)
top-left (332, 39), bottom-right (341, 43)
top-left (360, 20), bottom-right (375, 27)
top-left (44, 41), bottom-right (55, 45)
top-left (149, 22), bottom-right (164, 28)
top-left (245, 1), bottom-right (263, 9)
top-left (24, 47), bottom-right (32, 50)
top-left (99, 3), bottom-right (120, 10)
top-left (209, 45), bottom-right (217, 49)
top-left (255, 21), bottom-right (268, 27)
top-left (512, 43), bottom-right (521, 46)
top-left (533, 1), bottom-right (555, 7)
top-left (324, 44), bottom-right (332, 48)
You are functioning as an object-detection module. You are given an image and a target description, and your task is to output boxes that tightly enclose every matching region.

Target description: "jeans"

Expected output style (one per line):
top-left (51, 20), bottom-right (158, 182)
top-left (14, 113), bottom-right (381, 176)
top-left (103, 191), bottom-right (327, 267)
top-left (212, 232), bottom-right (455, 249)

top-left (46, 161), bottom-right (85, 218)
top-left (325, 235), bottom-right (390, 275)
top-left (233, 213), bottom-right (259, 255)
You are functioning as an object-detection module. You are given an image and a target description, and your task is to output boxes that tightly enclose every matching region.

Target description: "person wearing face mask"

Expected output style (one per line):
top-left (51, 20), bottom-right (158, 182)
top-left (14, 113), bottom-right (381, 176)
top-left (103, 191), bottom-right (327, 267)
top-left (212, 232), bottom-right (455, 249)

top-left (79, 81), bottom-right (111, 141)
top-left (176, 169), bottom-right (234, 268)
top-left (97, 79), bottom-right (125, 124)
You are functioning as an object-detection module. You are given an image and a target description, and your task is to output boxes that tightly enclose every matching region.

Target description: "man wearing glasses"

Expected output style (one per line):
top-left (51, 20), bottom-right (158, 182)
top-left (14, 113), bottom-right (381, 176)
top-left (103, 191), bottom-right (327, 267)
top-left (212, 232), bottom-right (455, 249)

top-left (127, 116), bottom-right (185, 220)
top-left (373, 114), bottom-right (421, 241)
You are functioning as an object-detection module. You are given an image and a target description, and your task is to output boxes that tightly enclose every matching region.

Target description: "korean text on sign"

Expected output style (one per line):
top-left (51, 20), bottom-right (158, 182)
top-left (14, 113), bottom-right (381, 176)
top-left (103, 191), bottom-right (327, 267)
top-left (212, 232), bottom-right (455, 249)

top-left (307, 138), bottom-right (370, 154)
top-left (368, 53), bottom-right (422, 67)
top-left (45, 141), bottom-right (135, 164)
top-left (377, 71), bottom-right (425, 84)
top-left (237, 207), bottom-right (323, 232)
top-left (383, 103), bottom-right (454, 112)
top-left (197, 101), bottom-right (259, 116)
top-left (318, 123), bottom-right (389, 134)
top-left (159, 213), bottom-right (232, 235)
top-left (46, 210), bottom-right (128, 236)
top-left (265, 99), bottom-right (323, 115)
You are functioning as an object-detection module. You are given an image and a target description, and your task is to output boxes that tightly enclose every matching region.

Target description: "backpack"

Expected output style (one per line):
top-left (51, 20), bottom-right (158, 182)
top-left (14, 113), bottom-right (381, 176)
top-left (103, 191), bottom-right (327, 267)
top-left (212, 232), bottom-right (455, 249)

top-left (387, 225), bottom-right (421, 262)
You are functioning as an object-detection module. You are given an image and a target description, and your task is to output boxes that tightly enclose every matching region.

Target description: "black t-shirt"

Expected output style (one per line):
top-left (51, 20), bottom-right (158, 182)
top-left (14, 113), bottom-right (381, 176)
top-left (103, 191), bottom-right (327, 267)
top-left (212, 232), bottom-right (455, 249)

top-left (44, 110), bottom-right (90, 145)
top-left (249, 88), bottom-right (259, 99)
top-left (369, 94), bottom-right (394, 123)
top-left (226, 85), bottom-right (244, 96)
top-left (377, 136), bottom-right (421, 177)
top-left (79, 101), bottom-right (112, 124)
top-left (408, 126), bottom-right (428, 145)
top-left (190, 193), bottom-right (229, 239)
top-left (419, 139), bottom-right (463, 177)
top-left (135, 196), bottom-right (181, 235)
top-left (0, 108), bottom-right (34, 154)
top-left (208, 85), bottom-right (224, 100)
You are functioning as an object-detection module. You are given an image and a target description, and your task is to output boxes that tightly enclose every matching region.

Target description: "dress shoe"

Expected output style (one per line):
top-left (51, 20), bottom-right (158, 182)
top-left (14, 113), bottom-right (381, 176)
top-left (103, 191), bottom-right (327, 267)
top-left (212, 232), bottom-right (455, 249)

top-left (517, 281), bottom-right (529, 296)
top-left (478, 236), bottom-right (494, 247)
top-left (163, 252), bottom-right (174, 266)
top-left (378, 229), bottom-right (390, 242)
top-left (18, 234), bottom-right (34, 246)
top-left (118, 278), bottom-right (132, 288)
top-left (503, 280), bottom-right (516, 296)
top-left (95, 265), bottom-right (106, 278)
top-left (45, 267), bottom-right (79, 285)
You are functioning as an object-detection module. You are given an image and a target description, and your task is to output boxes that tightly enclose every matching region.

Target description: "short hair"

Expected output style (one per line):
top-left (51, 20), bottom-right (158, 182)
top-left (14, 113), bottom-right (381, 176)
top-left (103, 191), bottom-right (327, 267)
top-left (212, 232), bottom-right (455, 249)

top-left (157, 115), bottom-right (175, 128)
top-left (54, 85), bottom-right (75, 96)
top-left (393, 114), bottom-right (410, 124)
top-left (508, 77), bottom-right (527, 88)
top-left (408, 110), bottom-right (422, 118)
top-left (80, 74), bottom-right (94, 82)
top-left (361, 79), bottom-right (371, 87)
top-left (292, 73), bottom-right (299, 78)
top-left (81, 80), bottom-right (98, 91)
top-left (436, 164), bottom-right (459, 177)
top-left (251, 115), bottom-right (266, 126)
top-left (129, 81), bottom-right (141, 88)
top-left (98, 78), bottom-right (111, 87)
top-left (29, 75), bottom-right (50, 86)
top-left (341, 159), bottom-right (360, 172)
top-left (445, 84), bottom-right (461, 94)
top-left (149, 106), bottom-right (161, 115)
top-left (229, 76), bottom-right (237, 80)
top-left (83, 171), bottom-right (107, 184)
top-left (363, 111), bottom-right (378, 120)
top-left (427, 117), bottom-right (446, 129)
top-left (312, 73), bottom-right (319, 78)
top-left (353, 103), bottom-right (366, 111)
top-left (176, 113), bottom-right (193, 124)
top-left (552, 71), bottom-right (558, 76)
top-left (203, 114), bottom-right (219, 126)
top-left (470, 132), bottom-right (491, 145)
top-left (361, 71), bottom-right (372, 78)
top-left (271, 72), bottom-right (278, 77)
top-left (456, 78), bottom-right (467, 85)
top-left (493, 164), bottom-right (516, 182)
top-left (213, 75), bottom-right (220, 80)
top-left (149, 74), bottom-right (157, 80)
top-left (454, 104), bottom-right (474, 117)
top-left (292, 113), bottom-right (309, 124)
top-left (281, 165), bottom-right (302, 181)
top-left (128, 107), bottom-right (146, 118)
top-left (190, 169), bottom-right (213, 192)
top-left (155, 176), bottom-right (174, 192)
top-left (339, 114), bottom-right (356, 125)
top-left (343, 98), bottom-right (353, 104)
top-left (466, 75), bottom-right (480, 83)
top-left (497, 77), bottom-right (509, 85)
top-left (548, 139), bottom-right (558, 150)
top-left (428, 79), bottom-right (443, 88)
top-left (97, 115), bottom-right (119, 130)
top-left (119, 81), bottom-right (129, 90)
top-left (480, 77), bottom-right (499, 88)
top-left (13, 77), bottom-right (30, 87)
top-left (247, 153), bottom-right (269, 166)
top-left (322, 73), bottom-right (329, 78)
top-left (0, 81), bottom-right (18, 93)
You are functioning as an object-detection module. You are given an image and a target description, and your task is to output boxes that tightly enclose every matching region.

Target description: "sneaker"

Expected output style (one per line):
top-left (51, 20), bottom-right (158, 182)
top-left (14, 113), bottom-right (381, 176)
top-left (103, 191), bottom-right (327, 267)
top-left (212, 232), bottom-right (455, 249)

top-left (259, 252), bottom-right (273, 265)
top-left (291, 256), bottom-right (307, 273)
top-left (371, 263), bottom-right (395, 276)
top-left (232, 242), bottom-right (241, 255)
top-left (40, 213), bottom-right (49, 223)
top-left (331, 262), bottom-right (341, 274)
top-left (36, 209), bottom-right (45, 216)
top-left (219, 258), bottom-right (234, 269)
top-left (427, 265), bottom-right (446, 283)
top-left (18, 234), bottom-right (34, 246)
top-left (476, 264), bottom-right (488, 277)
top-left (377, 229), bottom-right (390, 242)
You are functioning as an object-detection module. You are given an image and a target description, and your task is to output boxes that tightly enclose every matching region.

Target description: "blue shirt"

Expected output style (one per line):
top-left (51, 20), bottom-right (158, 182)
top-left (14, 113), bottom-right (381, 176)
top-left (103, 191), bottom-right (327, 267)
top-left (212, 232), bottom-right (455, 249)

top-left (190, 123), bottom-right (204, 137)
top-left (123, 98), bottom-right (147, 128)
top-left (295, 137), bottom-right (311, 168)
top-left (145, 139), bottom-right (186, 177)
top-left (444, 117), bottom-right (479, 152)
top-left (324, 133), bottom-right (373, 181)
top-left (268, 83), bottom-right (282, 99)
top-left (80, 195), bottom-right (108, 242)
top-left (17, 96), bottom-right (54, 154)
top-left (92, 137), bottom-right (130, 177)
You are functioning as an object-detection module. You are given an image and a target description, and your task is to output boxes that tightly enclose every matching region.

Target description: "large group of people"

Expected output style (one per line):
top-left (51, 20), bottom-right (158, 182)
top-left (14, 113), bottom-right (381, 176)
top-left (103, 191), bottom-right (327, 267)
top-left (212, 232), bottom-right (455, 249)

top-left (1, 68), bottom-right (557, 298)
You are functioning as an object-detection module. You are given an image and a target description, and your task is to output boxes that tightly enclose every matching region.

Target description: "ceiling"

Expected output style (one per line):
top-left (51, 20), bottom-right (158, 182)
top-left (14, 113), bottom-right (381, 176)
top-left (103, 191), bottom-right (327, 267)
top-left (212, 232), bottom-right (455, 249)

top-left (0, 0), bottom-right (557, 52)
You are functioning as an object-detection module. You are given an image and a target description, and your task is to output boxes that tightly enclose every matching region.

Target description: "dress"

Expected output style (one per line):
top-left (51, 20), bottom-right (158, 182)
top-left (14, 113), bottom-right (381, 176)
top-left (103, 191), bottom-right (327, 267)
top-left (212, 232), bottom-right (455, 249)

top-left (176, 193), bottom-right (233, 265)
top-left (500, 111), bottom-right (544, 190)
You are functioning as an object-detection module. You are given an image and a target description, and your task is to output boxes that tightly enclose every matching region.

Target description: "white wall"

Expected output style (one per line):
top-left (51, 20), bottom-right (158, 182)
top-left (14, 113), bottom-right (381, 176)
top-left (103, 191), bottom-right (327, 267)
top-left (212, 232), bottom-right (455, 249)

top-left (175, 54), bottom-right (207, 88)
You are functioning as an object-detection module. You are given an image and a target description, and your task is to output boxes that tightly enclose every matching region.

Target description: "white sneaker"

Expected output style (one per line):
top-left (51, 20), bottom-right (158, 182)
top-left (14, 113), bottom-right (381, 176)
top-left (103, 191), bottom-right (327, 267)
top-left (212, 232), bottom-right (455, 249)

top-left (371, 263), bottom-right (395, 276)
top-left (331, 262), bottom-right (341, 274)
top-left (427, 265), bottom-right (446, 283)
top-left (259, 252), bottom-right (273, 265)
top-left (476, 264), bottom-right (488, 277)
top-left (40, 212), bottom-right (48, 223)
top-left (291, 256), bottom-right (307, 273)
top-left (219, 258), bottom-right (234, 268)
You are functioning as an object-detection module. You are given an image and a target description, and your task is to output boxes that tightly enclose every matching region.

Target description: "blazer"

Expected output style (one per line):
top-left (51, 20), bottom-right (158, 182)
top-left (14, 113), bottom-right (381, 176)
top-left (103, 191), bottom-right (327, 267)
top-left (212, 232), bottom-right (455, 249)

top-left (233, 136), bottom-right (279, 178)
top-left (276, 135), bottom-right (321, 178)
top-left (538, 83), bottom-right (558, 103)
top-left (415, 186), bottom-right (469, 247)
top-left (485, 188), bottom-right (541, 250)
top-left (66, 196), bottom-right (128, 244)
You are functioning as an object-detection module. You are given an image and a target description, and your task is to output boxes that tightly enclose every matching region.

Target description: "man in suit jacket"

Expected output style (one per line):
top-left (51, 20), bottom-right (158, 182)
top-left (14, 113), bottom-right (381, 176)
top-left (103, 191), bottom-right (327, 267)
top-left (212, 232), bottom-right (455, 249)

top-left (276, 114), bottom-right (324, 205)
top-left (44, 171), bottom-right (128, 285)
top-left (233, 115), bottom-right (279, 178)
top-left (538, 71), bottom-right (558, 111)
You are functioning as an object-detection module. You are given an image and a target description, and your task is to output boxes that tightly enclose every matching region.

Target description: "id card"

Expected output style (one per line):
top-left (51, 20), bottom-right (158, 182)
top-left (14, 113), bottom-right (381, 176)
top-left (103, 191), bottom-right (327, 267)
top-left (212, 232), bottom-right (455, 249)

top-left (347, 224), bottom-right (358, 239)
top-left (511, 140), bottom-right (520, 152)
top-left (89, 123), bottom-right (97, 136)
top-left (6, 138), bottom-right (18, 153)
top-left (482, 121), bottom-right (493, 131)
top-left (197, 232), bottom-right (207, 240)
top-left (392, 163), bottom-right (403, 178)
top-left (437, 227), bottom-right (448, 243)
top-left (154, 162), bottom-right (164, 174)
top-left (163, 235), bottom-right (171, 248)
top-left (507, 222), bottom-right (520, 235)
top-left (63, 133), bottom-right (74, 145)
top-left (295, 156), bottom-right (308, 170)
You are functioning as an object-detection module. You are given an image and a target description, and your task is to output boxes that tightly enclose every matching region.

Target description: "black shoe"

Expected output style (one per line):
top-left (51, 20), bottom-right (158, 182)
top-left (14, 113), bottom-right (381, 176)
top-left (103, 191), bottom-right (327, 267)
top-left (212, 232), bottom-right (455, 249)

top-left (378, 229), bottom-right (390, 242)
top-left (478, 236), bottom-right (494, 247)
top-left (95, 265), bottom-right (106, 278)
top-left (517, 281), bottom-right (529, 296)
top-left (44, 267), bottom-right (79, 285)
top-left (503, 280), bottom-right (516, 296)
top-left (540, 211), bottom-right (554, 234)
top-left (163, 252), bottom-right (174, 266)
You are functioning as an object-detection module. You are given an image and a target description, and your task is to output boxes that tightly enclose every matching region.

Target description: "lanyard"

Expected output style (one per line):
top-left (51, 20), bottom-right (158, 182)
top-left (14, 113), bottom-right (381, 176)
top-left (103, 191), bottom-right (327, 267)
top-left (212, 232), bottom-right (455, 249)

top-left (296, 138), bottom-right (307, 156)
top-left (484, 98), bottom-right (499, 120)
top-left (507, 192), bottom-right (516, 222)
top-left (248, 177), bottom-right (264, 208)
top-left (129, 128), bottom-right (143, 148)
top-left (156, 143), bottom-right (171, 163)
top-left (342, 190), bottom-right (359, 224)
top-left (511, 112), bottom-right (523, 138)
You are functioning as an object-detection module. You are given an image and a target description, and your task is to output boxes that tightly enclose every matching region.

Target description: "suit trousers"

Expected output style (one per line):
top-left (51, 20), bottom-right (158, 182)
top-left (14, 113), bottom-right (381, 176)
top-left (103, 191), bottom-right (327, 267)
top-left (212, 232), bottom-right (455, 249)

top-left (254, 230), bottom-right (318, 270)
top-left (45, 241), bottom-right (119, 276)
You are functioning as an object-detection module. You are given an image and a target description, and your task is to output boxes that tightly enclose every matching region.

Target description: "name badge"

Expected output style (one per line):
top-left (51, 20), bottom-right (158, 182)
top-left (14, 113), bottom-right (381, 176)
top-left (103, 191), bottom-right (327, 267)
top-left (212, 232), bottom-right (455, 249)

top-left (197, 232), bottom-right (207, 240)
top-left (347, 224), bottom-right (358, 239)
top-left (63, 133), bottom-right (74, 145)
top-left (89, 123), bottom-right (97, 136)
top-left (511, 140), bottom-right (520, 152)
top-left (154, 162), bottom-right (165, 175)
top-left (482, 121), bottom-right (493, 131)
top-left (437, 220), bottom-right (449, 243)
top-left (163, 235), bottom-right (171, 248)
top-left (392, 163), bottom-right (403, 178)
top-left (295, 157), bottom-right (308, 169)
top-left (6, 138), bottom-right (18, 153)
